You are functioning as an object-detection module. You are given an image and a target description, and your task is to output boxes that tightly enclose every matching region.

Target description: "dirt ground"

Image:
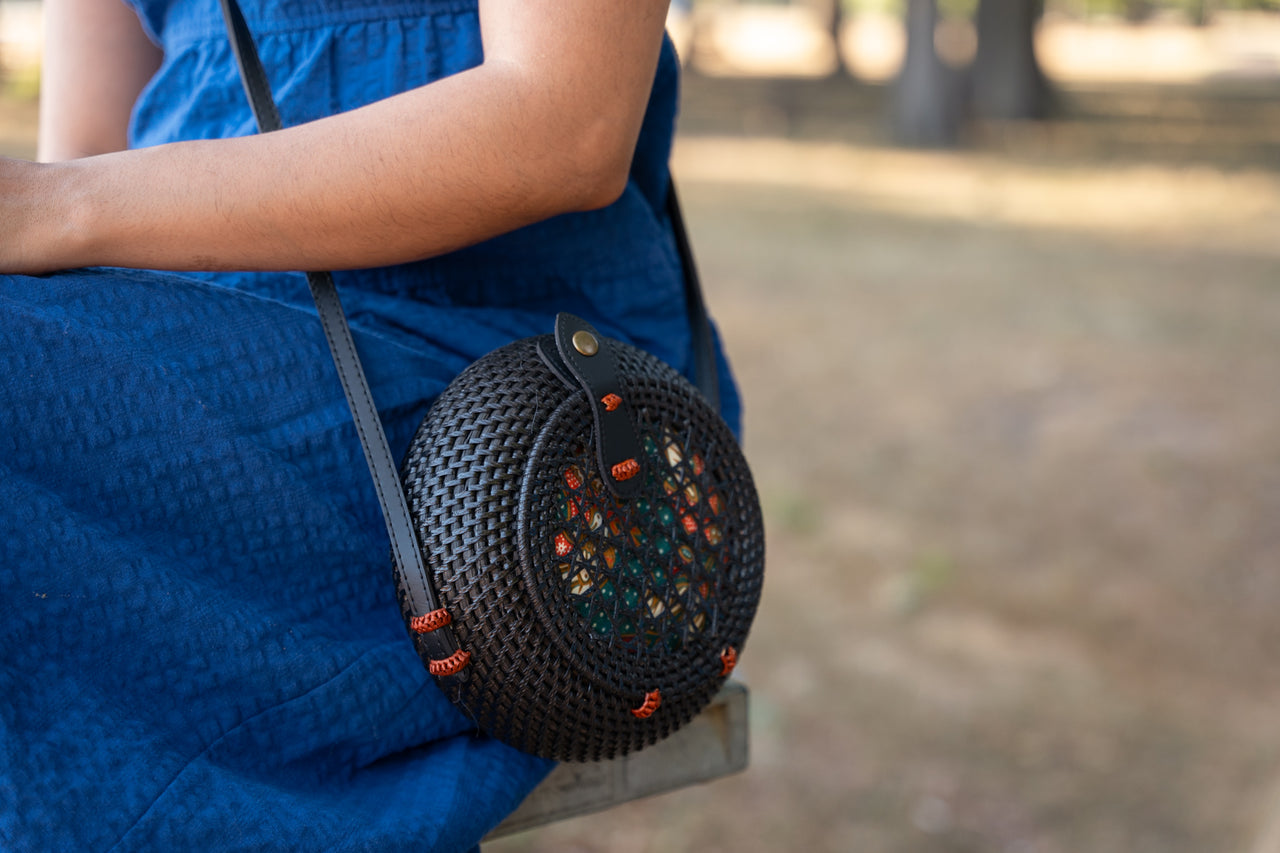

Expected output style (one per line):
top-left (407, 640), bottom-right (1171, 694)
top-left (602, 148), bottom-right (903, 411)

top-left (4, 58), bottom-right (1280, 853)
top-left (491, 76), bottom-right (1280, 853)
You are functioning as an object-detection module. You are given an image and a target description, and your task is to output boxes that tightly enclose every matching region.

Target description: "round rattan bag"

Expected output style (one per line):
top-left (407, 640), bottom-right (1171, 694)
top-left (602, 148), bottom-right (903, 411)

top-left (397, 314), bottom-right (764, 762)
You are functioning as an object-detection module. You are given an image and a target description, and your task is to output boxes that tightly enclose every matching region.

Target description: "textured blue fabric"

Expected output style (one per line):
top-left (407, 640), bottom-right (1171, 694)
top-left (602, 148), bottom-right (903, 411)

top-left (0, 0), bottom-right (740, 850)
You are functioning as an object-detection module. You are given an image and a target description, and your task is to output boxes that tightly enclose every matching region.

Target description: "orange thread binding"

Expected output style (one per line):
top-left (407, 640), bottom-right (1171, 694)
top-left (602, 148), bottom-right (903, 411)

top-left (720, 646), bottom-right (737, 676)
top-left (410, 609), bottom-right (453, 634)
top-left (601, 393), bottom-right (622, 412)
top-left (612, 458), bottom-right (640, 482)
top-left (428, 649), bottom-right (471, 677)
top-left (631, 689), bottom-right (662, 719)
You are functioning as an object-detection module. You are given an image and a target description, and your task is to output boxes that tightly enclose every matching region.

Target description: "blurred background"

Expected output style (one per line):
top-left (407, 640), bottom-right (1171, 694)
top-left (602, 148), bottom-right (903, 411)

top-left (4, 1), bottom-right (1279, 850)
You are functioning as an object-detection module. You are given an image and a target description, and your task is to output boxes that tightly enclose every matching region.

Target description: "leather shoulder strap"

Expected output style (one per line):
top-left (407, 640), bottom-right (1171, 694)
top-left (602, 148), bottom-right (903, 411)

top-left (216, 0), bottom-right (720, 675)
top-left (221, 0), bottom-right (719, 410)
top-left (665, 183), bottom-right (719, 412)
top-left (219, 0), bottom-right (465, 679)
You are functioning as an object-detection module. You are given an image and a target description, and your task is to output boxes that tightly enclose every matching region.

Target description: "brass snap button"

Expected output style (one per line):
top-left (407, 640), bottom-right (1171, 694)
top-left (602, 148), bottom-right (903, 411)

top-left (572, 330), bottom-right (599, 357)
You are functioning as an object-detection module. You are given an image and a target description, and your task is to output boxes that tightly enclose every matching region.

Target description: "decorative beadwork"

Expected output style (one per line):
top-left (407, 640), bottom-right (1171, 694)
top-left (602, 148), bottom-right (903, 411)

top-left (611, 458), bottom-right (641, 481)
top-left (410, 609), bottom-right (453, 634)
top-left (427, 649), bottom-right (471, 677)
top-left (720, 646), bottom-right (737, 676)
top-left (631, 689), bottom-right (662, 719)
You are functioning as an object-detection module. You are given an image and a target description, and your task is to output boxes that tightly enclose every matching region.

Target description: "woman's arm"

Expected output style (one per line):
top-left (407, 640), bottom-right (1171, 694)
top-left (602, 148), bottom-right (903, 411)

top-left (38, 0), bottom-right (163, 161)
top-left (3, 0), bottom-right (670, 274)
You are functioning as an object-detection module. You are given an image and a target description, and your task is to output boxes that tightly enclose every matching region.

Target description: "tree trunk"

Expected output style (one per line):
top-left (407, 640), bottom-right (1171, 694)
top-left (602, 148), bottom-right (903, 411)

top-left (1124, 0), bottom-right (1154, 23)
top-left (1188, 0), bottom-right (1211, 27)
top-left (971, 0), bottom-right (1050, 121)
top-left (892, 0), bottom-right (962, 147)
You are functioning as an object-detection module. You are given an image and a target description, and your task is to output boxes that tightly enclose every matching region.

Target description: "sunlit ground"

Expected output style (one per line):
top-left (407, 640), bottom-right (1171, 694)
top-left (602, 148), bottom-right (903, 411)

top-left (679, 8), bottom-right (1280, 82)
top-left (513, 19), bottom-right (1280, 853)
top-left (4, 10), bottom-right (1280, 853)
top-left (491, 78), bottom-right (1280, 851)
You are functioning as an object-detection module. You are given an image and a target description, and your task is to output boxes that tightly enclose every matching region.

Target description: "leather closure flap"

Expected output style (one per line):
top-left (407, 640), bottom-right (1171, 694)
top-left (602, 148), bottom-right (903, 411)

top-left (552, 313), bottom-right (646, 500)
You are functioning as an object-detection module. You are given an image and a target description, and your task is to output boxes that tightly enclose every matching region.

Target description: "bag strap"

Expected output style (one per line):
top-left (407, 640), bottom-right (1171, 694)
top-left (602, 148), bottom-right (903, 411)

top-left (217, 0), bottom-right (719, 677)
top-left (219, 0), bottom-right (717, 407)
top-left (220, 0), bottom-right (470, 677)
top-left (666, 182), bottom-right (720, 412)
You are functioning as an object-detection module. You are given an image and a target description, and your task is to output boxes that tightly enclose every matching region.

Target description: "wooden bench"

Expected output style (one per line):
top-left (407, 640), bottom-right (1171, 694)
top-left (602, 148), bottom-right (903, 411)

top-left (485, 680), bottom-right (749, 840)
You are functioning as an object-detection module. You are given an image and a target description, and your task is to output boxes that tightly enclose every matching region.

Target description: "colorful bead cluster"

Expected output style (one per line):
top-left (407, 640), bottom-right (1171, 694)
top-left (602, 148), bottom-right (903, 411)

top-left (553, 428), bottom-right (728, 649)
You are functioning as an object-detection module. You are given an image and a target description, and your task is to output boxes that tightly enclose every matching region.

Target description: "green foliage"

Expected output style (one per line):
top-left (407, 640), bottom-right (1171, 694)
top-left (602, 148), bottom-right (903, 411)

top-left (841, 0), bottom-right (1280, 16)
top-left (847, 0), bottom-right (903, 15)
top-left (1052, 0), bottom-right (1280, 16)
top-left (876, 550), bottom-right (957, 617)
top-left (1, 64), bottom-right (40, 102)
top-left (911, 549), bottom-right (956, 597)
top-left (938, 0), bottom-right (979, 18)
top-left (772, 491), bottom-right (822, 537)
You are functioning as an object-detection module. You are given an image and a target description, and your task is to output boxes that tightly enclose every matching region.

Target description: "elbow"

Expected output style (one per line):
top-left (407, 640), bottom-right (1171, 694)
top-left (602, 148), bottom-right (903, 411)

top-left (555, 119), bottom-right (635, 213)
top-left (571, 158), bottom-right (630, 212)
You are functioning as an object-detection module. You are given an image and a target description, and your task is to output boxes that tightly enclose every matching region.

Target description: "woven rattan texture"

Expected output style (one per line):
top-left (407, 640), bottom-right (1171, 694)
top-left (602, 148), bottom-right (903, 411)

top-left (399, 336), bottom-right (763, 762)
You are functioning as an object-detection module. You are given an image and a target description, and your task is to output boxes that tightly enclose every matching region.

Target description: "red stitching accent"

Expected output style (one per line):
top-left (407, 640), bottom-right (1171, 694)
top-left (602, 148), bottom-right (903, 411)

top-left (428, 649), bottom-right (471, 677)
top-left (612, 458), bottom-right (640, 481)
top-left (601, 393), bottom-right (622, 412)
top-left (631, 689), bottom-right (662, 719)
top-left (720, 646), bottom-right (737, 676)
top-left (410, 609), bottom-right (453, 634)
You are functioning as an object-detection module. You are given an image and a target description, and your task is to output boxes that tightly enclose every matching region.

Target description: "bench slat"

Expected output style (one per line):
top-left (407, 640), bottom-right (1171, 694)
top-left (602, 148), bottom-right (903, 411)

top-left (486, 681), bottom-right (749, 839)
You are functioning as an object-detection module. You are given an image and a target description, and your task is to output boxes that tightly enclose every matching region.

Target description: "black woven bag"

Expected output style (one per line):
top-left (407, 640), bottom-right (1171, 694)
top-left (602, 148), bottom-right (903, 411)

top-left (220, 0), bottom-right (764, 761)
top-left (399, 316), bottom-right (764, 760)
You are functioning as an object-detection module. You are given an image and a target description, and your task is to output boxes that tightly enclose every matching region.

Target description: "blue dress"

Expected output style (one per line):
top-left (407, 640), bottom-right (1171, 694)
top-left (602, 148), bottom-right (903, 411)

top-left (0, 0), bottom-right (740, 849)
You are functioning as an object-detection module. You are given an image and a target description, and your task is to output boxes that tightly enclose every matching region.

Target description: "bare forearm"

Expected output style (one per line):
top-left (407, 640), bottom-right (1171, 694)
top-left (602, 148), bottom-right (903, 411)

top-left (25, 60), bottom-right (633, 273)
top-left (38, 0), bottom-right (163, 162)
top-left (6, 0), bottom-right (670, 275)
